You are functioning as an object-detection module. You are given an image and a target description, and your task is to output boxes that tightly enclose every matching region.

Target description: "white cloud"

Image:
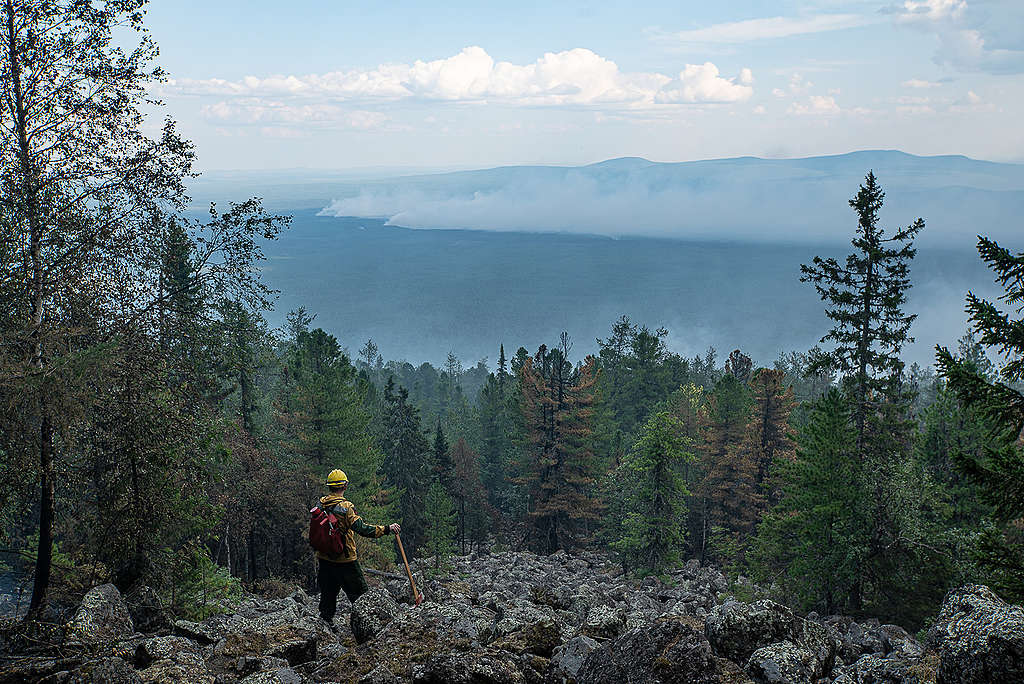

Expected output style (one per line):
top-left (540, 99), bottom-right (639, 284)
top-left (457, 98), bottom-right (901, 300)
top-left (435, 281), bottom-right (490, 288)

top-left (200, 100), bottom-right (392, 130)
top-left (890, 0), bottom-right (1024, 74)
top-left (902, 78), bottom-right (942, 88)
top-left (660, 14), bottom-right (875, 44)
top-left (895, 0), bottom-right (967, 25)
top-left (788, 95), bottom-right (840, 115)
top-left (170, 47), bottom-right (752, 109)
top-left (655, 63), bottom-right (754, 103)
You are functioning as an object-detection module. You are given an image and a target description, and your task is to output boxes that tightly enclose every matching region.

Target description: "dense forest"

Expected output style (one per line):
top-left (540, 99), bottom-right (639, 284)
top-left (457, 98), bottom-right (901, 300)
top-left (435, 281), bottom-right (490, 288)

top-left (2, 0), bottom-right (1023, 638)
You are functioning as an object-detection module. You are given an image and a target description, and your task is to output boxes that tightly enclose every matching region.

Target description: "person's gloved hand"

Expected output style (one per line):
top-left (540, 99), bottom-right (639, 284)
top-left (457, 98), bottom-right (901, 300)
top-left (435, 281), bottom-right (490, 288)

top-left (389, 523), bottom-right (401, 535)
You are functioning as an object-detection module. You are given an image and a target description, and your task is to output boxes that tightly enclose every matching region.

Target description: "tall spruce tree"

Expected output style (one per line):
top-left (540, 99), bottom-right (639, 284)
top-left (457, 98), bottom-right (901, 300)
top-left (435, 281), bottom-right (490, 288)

top-left (750, 389), bottom-right (863, 614)
top-left (936, 236), bottom-right (1024, 598)
top-left (422, 480), bottom-right (457, 570)
top-left (379, 378), bottom-right (432, 553)
top-left (800, 172), bottom-right (923, 455)
top-left (799, 171), bottom-right (923, 608)
top-left (613, 410), bottom-right (697, 574)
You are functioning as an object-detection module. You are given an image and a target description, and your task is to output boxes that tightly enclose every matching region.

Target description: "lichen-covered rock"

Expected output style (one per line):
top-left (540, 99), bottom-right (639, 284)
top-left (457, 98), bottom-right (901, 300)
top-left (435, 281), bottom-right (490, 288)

top-left (926, 584), bottom-right (1024, 683)
top-left (547, 635), bottom-right (600, 683)
top-left (134, 636), bottom-right (203, 668)
top-left (351, 589), bottom-right (400, 644)
top-left (358, 664), bottom-right (401, 684)
top-left (235, 655), bottom-right (290, 677)
top-left (411, 649), bottom-right (525, 683)
top-left (237, 666), bottom-right (303, 684)
top-left (705, 598), bottom-right (836, 674)
top-left (137, 650), bottom-right (213, 683)
top-left (577, 616), bottom-right (719, 684)
top-left (69, 584), bottom-right (134, 643)
top-left (581, 604), bottom-right (624, 639)
top-left (834, 652), bottom-right (937, 683)
top-left (746, 641), bottom-right (817, 683)
top-left (45, 657), bottom-right (141, 684)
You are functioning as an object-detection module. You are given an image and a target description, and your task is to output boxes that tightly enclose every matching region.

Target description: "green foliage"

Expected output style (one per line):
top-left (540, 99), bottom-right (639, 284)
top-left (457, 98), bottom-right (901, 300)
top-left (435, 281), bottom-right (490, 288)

top-left (613, 410), bottom-right (697, 574)
top-left (596, 316), bottom-right (690, 439)
top-left (379, 379), bottom-right (433, 554)
top-left (422, 481), bottom-right (457, 571)
top-left (750, 389), bottom-right (863, 615)
top-left (936, 236), bottom-right (1024, 600)
top-left (169, 542), bottom-right (243, 621)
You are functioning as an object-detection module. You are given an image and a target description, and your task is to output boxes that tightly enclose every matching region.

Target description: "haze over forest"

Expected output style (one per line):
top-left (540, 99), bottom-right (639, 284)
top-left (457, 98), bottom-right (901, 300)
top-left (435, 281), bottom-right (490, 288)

top-left (189, 150), bottom-right (1020, 368)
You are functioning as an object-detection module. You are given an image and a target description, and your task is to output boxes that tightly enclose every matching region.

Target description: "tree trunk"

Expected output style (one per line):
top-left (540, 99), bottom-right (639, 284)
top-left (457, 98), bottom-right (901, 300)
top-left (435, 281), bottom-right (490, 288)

top-left (29, 412), bottom-right (55, 615)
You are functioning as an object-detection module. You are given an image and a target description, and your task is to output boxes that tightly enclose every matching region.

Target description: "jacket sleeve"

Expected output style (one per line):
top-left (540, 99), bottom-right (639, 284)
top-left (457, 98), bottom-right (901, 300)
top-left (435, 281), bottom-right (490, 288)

top-left (346, 507), bottom-right (388, 538)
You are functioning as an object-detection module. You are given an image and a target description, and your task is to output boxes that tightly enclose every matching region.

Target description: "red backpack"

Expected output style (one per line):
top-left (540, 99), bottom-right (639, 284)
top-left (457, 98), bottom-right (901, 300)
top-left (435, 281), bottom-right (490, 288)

top-left (309, 504), bottom-right (346, 556)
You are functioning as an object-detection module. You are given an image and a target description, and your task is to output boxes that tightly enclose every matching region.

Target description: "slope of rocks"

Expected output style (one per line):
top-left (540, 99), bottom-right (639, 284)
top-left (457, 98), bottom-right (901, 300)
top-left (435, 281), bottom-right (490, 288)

top-left (2, 550), bottom-right (1022, 683)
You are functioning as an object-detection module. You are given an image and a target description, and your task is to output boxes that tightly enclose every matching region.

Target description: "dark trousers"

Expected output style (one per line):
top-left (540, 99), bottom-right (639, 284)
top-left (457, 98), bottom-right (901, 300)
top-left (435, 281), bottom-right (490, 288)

top-left (317, 558), bottom-right (369, 622)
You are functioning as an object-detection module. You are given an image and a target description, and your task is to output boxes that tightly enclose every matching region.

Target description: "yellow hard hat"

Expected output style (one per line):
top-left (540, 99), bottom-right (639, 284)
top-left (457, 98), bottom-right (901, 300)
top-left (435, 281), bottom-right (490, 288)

top-left (326, 469), bottom-right (348, 487)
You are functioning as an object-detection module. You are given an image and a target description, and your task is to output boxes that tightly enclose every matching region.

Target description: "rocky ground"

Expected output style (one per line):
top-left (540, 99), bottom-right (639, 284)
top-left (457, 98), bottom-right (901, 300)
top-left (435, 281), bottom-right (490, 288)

top-left (2, 550), bottom-right (1023, 683)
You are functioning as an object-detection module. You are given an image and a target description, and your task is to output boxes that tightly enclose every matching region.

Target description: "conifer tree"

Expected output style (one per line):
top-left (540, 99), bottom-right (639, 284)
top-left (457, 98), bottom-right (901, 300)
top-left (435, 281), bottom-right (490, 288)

top-left (936, 236), bottom-right (1024, 597)
top-left (745, 368), bottom-right (797, 493)
top-left (750, 389), bottom-right (863, 614)
top-left (451, 438), bottom-right (491, 553)
top-left (432, 421), bottom-right (453, 492)
top-left (800, 171), bottom-right (923, 608)
top-left (379, 378), bottom-right (432, 552)
top-left (422, 480), bottom-right (457, 570)
top-left (516, 337), bottom-right (601, 553)
top-left (697, 374), bottom-right (755, 561)
top-left (800, 172), bottom-right (923, 456)
top-left (613, 410), bottom-right (696, 574)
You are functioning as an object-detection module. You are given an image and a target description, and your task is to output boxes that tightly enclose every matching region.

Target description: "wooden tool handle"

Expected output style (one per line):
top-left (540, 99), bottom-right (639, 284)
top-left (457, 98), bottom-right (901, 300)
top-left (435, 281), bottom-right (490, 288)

top-left (395, 533), bottom-right (421, 605)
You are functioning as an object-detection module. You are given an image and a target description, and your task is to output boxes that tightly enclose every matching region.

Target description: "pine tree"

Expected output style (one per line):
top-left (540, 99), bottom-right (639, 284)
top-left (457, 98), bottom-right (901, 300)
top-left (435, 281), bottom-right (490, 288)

top-left (936, 236), bottom-right (1024, 598)
top-left (516, 337), bottom-right (602, 553)
top-left (613, 410), bottom-right (696, 574)
top-left (750, 389), bottom-right (863, 614)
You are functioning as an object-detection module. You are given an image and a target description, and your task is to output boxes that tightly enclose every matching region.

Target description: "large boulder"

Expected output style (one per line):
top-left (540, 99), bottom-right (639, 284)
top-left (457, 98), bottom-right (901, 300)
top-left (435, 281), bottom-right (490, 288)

top-left (44, 657), bottom-right (141, 684)
top-left (68, 584), bottom-right (134, 643)
top-left (926, 584), bottom-right (1024, 683)
top-left (581, 604), bottom-right (624, 640)
top-left (134, 636), bottom-right (202, 668)
top-left (238, 667), bottom-right (303, 684)
top-left (746, 641), bottom-right (818, 684)
top-left (576, 616), bottom-right (719, 684)
top-left (547, 635), bottom-right (600, 683)
top-left (351, 589), bottom-right (400, 644)
top-left (836, 652), bottom-right (939, 683)
top-left (489, 598), bottom-right (566, 657)
top-left (705, 599), bottom-right (836, 674)
top-left (411, 649), bottom-right (525, 683)
top-left (132, 635), bottom-right (213, 683)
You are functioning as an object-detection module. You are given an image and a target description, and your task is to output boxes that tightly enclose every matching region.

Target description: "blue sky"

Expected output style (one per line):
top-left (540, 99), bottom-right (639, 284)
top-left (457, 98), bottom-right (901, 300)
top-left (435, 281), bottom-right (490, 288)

top-left (143, 0), bottom-right (1024, 171)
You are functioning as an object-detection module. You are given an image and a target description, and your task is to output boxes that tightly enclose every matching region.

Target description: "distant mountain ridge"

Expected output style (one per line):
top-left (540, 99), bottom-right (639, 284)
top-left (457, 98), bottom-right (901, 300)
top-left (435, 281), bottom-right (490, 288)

top-left (191, 150), bottom-right (1023, 246)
